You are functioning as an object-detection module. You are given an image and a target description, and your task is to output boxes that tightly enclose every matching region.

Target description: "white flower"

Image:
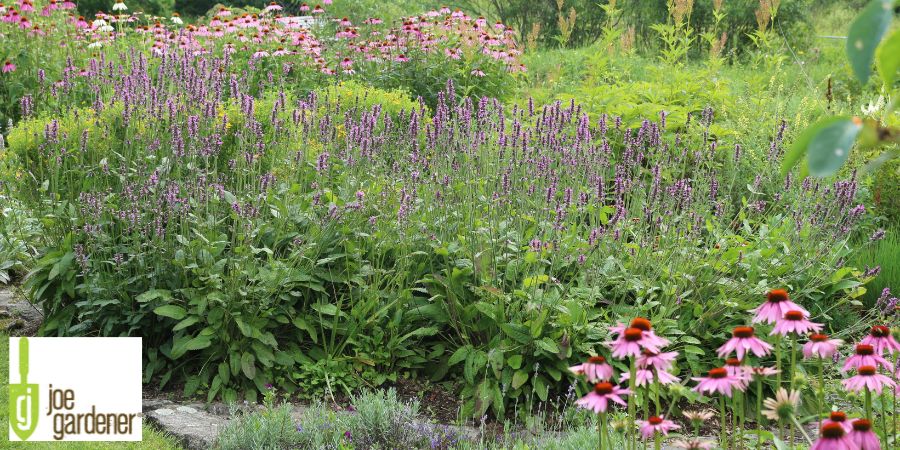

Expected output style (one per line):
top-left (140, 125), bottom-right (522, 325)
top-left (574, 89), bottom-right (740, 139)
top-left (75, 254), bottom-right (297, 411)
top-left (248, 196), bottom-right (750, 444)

top-left (861, 95), bottom-right (885, 116)
top-left (92, 18), bottom-right (108, 28)
top-left (98, 25), bottom-right (114, 32)
top-left (87, 41), bottom-right (104, 49)
top-left (112, 2), bottom-right (128, 11)
top-left (171, 16), bottom-right (183, 25)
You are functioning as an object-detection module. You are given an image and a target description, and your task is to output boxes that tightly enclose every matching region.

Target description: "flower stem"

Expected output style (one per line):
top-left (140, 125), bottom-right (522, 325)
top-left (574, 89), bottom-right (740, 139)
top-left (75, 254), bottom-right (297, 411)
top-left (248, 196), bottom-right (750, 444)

top-left (756, 378), bottom-right (763, 450)
top-left (865, 388), bottom-right (873, 423)
top-left (598, 412), bottom-right (605, 450)
top-left (789, 415), bottom-right (813, 446)
top-left (720, 395), bottom-right (727, 450)
top-left (628, 358), bottom-right (636, 450)
top-left (775, 335), bottom-right (782, 387)
top-left (817, 357), bottom-right (825, 423)
top-left (789, 338), bottom-right (796, 391)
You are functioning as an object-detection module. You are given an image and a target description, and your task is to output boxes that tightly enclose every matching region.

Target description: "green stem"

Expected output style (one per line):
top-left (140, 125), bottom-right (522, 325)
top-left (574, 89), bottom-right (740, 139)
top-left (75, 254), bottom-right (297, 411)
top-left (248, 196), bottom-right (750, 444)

top-left (881, 390), bottom-right (888, 445)
top-left (598, 412), bottom-right (604, 450)
top-left (775, 335), bottom-right (783, 387)
top-left (865, 388), bottom-right (873, 423)
top-left (818, 357), bottom-right (825, 423)
top-left (720, 395), bottom-right (727, 450)
top-left (789, 338), bottom-right (796, 391)
top-left (756, 378), bottom-right (763, 450)
top-left (789, 415), bottom-right (813, 446)
top-left (628, 358), bottom-right (636, 450)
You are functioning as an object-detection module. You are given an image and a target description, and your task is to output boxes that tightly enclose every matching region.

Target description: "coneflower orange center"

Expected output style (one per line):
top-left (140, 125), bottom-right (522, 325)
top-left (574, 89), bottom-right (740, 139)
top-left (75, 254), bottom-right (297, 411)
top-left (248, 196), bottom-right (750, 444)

top-left (855, 344), bottom-right (874, 356)
top-left (784, 310), bottom-right (804, 321)
top-left (852, 419), bottom-right (871, 431)
top-left (821, 422), bottom-right (845, 438)
top-left (810, 333), bottom-right (828, 342)
top-left (767, 289), bottom-right (789, 303)
top-left (829, 411), bottom-right (846, 422)
top-left (624, 328), bottom-right (643, 342)
top-left (588, 356), bottom-right (607, 364)
top-left (630, 317), bottom-right (652, 331)
top-left (725, 358), bottom-right (741, 366)
top-left (708, 368), bottom-right (728, 379)
top-left (641, 348), bottom-right (658, 356)
top-left (858, 365), bottom-right (876, 376)
top-left (871, 325), bottom-right (890, 337)
top-left (733, 326), bottom-right (755, 338)
top-left (648, 416), bottom-right (663, 425)
top-left (594, 382), bottom-right (613, 395)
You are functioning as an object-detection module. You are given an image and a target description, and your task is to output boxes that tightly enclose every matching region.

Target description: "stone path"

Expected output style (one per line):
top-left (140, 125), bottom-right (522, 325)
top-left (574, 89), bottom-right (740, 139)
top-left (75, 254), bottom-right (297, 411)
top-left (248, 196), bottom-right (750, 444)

top-left (0, 285), bottom-right (42, 334)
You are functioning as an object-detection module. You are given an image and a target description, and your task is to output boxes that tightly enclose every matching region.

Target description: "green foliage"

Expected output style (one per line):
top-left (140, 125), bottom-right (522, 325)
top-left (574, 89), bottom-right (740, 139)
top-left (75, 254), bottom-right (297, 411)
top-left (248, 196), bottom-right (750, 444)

top-left (846, 0), bottom-right (895, 84)
top-left (218, 388), bottom-right (301, 450)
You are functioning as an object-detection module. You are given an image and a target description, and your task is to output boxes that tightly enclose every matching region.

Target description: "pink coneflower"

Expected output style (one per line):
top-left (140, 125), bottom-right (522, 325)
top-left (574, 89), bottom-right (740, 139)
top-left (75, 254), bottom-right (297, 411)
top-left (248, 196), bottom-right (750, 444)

top-left (569, 355), bottom-right (613, 382)
top-left (724, 358), bottom-right (752, 389)
top-left (395, 54), bottom-right (409, 62)
top-left (619, 368), bottom-right (680, 386)
top-left (262, 2), bottom-right (282, 13)
top-left (811, 422), bottom-right (858, 450)
top-left (842, 344), bottom-right (893, 373)
top-left (313, 5), bottom-right (324, 14)
top-left (860, 325), bottom-right (900, 356)
top-left (718, 326), bottom-right (773, 359)
top-left (637, 416), bottom-right (680, 440)
top-left (2, 60), bottom-right (15, 73)
top-left (637, 349), bottom-right (678, 371)
top-left (692, 367), bottom-right (745, 397)
top-left (821, 411), bottom-right (853, 433)
top-left (804, 333), bottom-right (843, 359)
top-left (842, 365), bottom-right (896, 394)
top-left (848, 419), bottom-right (880, 450)
top-left (754, 289), bottom-right (809, 324)
top-left (340, 57), bottom-right (353, 69)
top-left (216, 7), bottom-right (231, 17)
top-left (771, 310), bottom-right (823, 336)
top-left (338, 16), bottom-right (351, 27)
top-left (747, 366), bottom-right (781, 379)
top-left (610, 318), bottom-right (671, 349)
top-left (574, 382), bottom-right (631, 413)
top-left (609, 327), bottom-right (660, 359)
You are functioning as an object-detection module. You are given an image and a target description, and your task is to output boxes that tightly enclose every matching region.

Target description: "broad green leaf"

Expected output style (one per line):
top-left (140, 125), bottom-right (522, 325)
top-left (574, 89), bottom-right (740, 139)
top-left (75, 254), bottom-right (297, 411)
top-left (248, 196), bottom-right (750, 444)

top-left (846, 0), bottom-right (894, 84)
top-left (499, 323), bottom-right (532, 344)
top-left (807, 118), bottom-right (862, 177)
top-left (877, 28), bottom-right (900, 87)
top-left (136, 289), bottom-right (171, 303)
top-left (241, 352), bottom-right (257, 379)
top-left (448, 345), bottom-right (470, 366)
top-left (507, 354), bottom-right (524, 369)
top-left (781, 116), bottom-right (851, 176)
top-left (511, 370), bottom-right (529, 389)
top-left (184, 335), bottom-right (212, 351)
top-left (153, 305), bottom-right (187, 320)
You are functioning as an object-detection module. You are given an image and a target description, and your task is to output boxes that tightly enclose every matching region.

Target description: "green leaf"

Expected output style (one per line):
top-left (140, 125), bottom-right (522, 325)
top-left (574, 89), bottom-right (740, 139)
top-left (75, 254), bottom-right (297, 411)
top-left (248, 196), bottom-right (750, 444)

top-left (511, 370), bottom-right (529, 389)
top-left (184, 335), bottom-right (212, 351)
top-left (173, 316), bottom-right (200, 331)
top-left (499, 323), bottom-right (532, 344)
top-left (807, 118), bottom-right (862, 177)
top-left (781, 117), bottom-right (850, 176)
top-left (507, 354), bottom-right (523, 370)
top-left (533, 375), bottom-right (549, 402)
top-left (241, 352), bottom-right (257, 379)
top-left (877, 28), bottom-right (900, 87)
top-left (448, 345), bottom-right (470, 366)
top-left (136, 289), bottom-right (171, 303)
top-left (153, 305), bottom-right (187, 320)
top-left (846, 0), bottom-right (894, 84)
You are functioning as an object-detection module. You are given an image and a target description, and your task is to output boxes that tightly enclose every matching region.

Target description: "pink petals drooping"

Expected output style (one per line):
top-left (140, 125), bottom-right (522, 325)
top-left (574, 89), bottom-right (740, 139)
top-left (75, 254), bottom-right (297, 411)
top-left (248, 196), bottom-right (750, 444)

top-left (717, 326), bottom-right (773, 360)
top-left (771, 310), bottom-right (823, 336)
top-left (753, 289), bottom-right (809, 324)
top-left (860, 325), bottom-right (900, 356)
top-left (574, 382), bottom-right (631, 414)
top-left (804, 333), bottom-right (843, 360)
top-left (811, 422), bottom-right (860, 450)
top-left (636, 416), bottom-right (680, 440)
top-left (692, 367), bottom-right (745, 397)
top-left (842, 344), bottom-right (894, 373)
top-left (568, 355), bottom-right (613, 383)
top-left (841, 365), bottom-right (896, 395)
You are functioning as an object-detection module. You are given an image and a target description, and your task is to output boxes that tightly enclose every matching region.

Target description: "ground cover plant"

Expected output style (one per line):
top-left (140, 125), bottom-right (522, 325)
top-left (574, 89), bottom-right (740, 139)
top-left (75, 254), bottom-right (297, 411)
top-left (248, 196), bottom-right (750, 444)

top-left (0, 0), bottom-right (899, 449)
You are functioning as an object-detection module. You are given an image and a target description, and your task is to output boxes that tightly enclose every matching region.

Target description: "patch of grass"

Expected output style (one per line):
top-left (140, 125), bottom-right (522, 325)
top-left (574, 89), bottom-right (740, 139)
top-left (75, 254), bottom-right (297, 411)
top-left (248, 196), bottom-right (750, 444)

top-left (0, 334), bottom-right (182, 449)
top-left (853, 229), bottom-right (900, 308)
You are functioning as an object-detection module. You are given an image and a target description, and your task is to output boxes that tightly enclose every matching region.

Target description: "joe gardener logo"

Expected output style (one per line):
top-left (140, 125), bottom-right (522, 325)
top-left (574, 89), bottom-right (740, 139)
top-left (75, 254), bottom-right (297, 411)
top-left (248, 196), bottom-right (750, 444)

top-left (8, 337), bottom-right (142, 442)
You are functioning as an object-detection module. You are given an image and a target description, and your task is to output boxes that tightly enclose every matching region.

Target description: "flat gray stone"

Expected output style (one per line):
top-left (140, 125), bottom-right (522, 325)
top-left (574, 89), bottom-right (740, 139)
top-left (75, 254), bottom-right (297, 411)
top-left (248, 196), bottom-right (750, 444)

top-left (0, 287), bottom-right (43, 328)
top-left (146, 404), bottom-right (229, 450)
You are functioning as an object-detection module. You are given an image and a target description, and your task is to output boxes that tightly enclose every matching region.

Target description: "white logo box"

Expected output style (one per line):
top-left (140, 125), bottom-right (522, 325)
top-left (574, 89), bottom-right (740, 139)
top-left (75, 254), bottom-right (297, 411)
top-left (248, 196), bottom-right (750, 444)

top-left (9, 337), bottom-right (142, 441)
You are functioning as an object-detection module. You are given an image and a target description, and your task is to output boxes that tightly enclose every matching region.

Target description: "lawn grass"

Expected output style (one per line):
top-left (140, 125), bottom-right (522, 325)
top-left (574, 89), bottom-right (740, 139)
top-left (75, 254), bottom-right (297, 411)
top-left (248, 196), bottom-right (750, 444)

top-left (0, 334), bottom-right (182, 449)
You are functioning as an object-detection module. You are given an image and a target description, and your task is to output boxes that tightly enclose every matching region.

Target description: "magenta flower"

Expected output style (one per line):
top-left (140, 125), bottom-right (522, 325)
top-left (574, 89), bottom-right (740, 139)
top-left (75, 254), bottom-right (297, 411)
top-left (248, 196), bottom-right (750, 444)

top-left (636, 416), bottom-right (680, 440)
top-left (574, 382), bottom-right (631, 414)
top-left (811, 422), bottom-right (858, 450)
top-left (2, 60), bottom-right (15, 73)
top-left (619, 368), bottom-right (680, 387)
top-left (637, 349), bottom-right (678, 371)
top-left (724, 359), bottom-right (752, 389)
top-left (842, 365), bottom-right (896, 395)
top-left (771, 310), bottom-right (822, 336)
top-left (608, 327), bottom-right (660, 359)
top-left (718, 326), bottom-right (773, 359)
top-left (609, 317), bottom-right (669, 350)
top-left (842, 344), bottom-right (893, 373)
top-left (753, 289), bottom-right (809, 324)
top-left (804, 333), bottom-right (843, 359)
top-left (820, 411), bottom-right (853, 433)
top-left (692, 367), bottom-right (745, 397)
top-left (848, 419), bottom-right (880, 450)
top-left (860, 325), bottom-right (900, 356)
top-left (569, 356), bottom-right (613, 382)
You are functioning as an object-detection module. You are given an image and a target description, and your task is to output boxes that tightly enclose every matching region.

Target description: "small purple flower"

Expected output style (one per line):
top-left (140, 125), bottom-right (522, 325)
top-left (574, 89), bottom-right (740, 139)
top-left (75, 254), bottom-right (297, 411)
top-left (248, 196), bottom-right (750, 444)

top-left (871, 229), bottom-right (886, 241)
